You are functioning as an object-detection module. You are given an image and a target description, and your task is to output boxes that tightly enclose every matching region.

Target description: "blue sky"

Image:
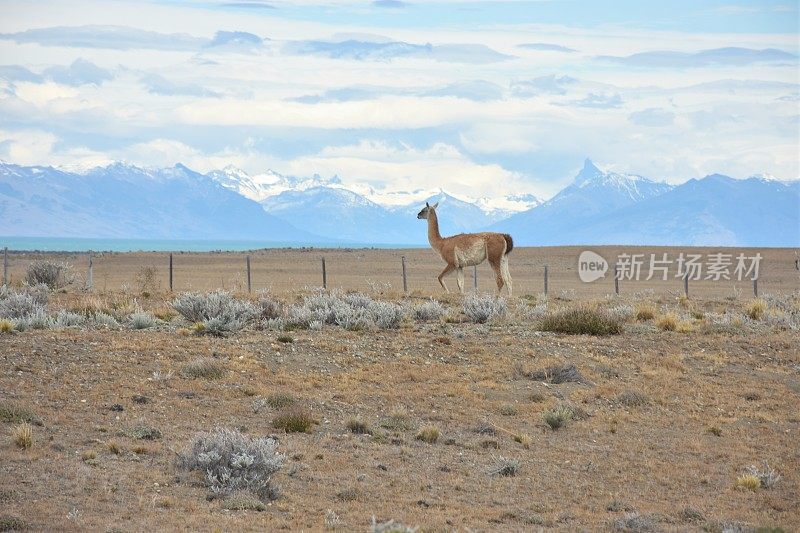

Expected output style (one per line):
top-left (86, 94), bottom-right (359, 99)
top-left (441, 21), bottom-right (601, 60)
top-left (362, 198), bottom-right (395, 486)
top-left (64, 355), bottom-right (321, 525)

top-left (0, 0), bottom-right (797, 200)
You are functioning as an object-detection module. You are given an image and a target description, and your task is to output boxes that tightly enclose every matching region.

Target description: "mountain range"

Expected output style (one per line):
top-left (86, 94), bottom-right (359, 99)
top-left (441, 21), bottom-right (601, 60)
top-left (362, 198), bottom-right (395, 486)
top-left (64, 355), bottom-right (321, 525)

top-left (1, 159), bottom-right (797, 246)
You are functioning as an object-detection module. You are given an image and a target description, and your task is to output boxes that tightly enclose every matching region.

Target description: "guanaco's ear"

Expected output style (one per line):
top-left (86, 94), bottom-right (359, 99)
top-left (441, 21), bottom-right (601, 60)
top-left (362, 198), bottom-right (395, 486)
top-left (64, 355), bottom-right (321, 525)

top-left (432, 202), bottom-right (439, 209)
top-left (425, 202), bottom-right (430, 207)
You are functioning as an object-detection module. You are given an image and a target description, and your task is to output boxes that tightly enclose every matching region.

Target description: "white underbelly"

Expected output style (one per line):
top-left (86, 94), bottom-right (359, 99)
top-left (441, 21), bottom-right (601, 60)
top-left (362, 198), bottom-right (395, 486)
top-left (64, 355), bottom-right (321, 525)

top-left (454, 240), bottom-right (486, 267)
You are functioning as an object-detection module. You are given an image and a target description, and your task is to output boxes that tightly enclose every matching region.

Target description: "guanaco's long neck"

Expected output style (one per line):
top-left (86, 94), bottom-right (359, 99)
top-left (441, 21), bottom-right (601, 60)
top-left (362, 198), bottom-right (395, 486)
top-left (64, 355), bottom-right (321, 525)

top-left (427, 209), bottom-right (443, 249)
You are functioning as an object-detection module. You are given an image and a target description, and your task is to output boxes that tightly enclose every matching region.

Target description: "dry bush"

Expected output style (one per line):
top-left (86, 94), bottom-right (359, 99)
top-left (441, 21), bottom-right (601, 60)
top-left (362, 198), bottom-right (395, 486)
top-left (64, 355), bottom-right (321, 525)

top-left (515, 362), bottom-right (586, 384)
top-left (488, 455), bottom-right (520, 477)
top-left (615, 391), bottom-right (649, 407)
top-left (612, 513), bottom-right (659, 532)
top-left (415, 424), bottom-right (440, 444)
top-left (0, 516), bottom-right (27, 531)
top-left (135, 266), bottom-right (159, 294)
top-left (129, 311), bottom-right (158, 330)
top-left (413, 299), bottom-right (446, 321)
top-left (542, 403), bottom-right (577, 430)
top-left (745, 462), bottom-right (781, 489)
top-left (129, 424), bottom-right (162, 440)
top-left (744, 298), bottom-right (767, 320)
top-left (0, 286), bottom-right (48, 320)
top-left (178, 427), bottom-right (284, 502)
top-left (370, 518), bottom-right (418, 533)
top-left (26, 260), bottom-right (74, 289)
top-left (181, 358), bottom-right (225, 380)
top-left (272, 407), bottom-right (315, 433)
top-left (0, 320), bottom-right (11, 333)
top-left (221, 490), bottom-right (267, 511)
top-left (172, 291), bottom-right (257, 334)
top-left (381, 408), bottom-right (412, 431)
top-left (345, 417), bottom-right (372, 435)
top-left (538, 306), bottom-right (623, 335)
top-left (463, 293), bottom-right (507, 323)
top-left (0, 402), bottom-right (42, 425)
top-left (12, 423), bottom-right (33, 449)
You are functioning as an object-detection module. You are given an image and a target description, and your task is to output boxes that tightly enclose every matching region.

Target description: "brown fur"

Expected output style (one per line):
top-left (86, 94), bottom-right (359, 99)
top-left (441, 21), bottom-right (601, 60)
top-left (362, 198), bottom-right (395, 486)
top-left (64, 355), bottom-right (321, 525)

top-left (417, 202), bottom-right (513, 295)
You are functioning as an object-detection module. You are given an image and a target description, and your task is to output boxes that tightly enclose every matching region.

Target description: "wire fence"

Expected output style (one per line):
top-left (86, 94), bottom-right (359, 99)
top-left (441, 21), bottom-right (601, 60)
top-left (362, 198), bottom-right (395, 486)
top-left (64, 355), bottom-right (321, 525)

top-left (3, 246), bottom-right (799, 299)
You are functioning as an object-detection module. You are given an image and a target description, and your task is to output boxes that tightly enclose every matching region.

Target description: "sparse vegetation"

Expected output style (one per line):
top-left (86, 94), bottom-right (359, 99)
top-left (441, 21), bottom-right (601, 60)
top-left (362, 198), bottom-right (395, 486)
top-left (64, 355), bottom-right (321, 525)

top-left (542, 403), bottom-right (576, 430)
top-left (612, 512), bottom-right (658, 532)
top-left (181, 358), bottom-right (225, 379)
top-left (129, 424), bottom-right (162, 440)
top-left (616, 391), bottom-right (649, 407)
top-left (178, 427), bottom-right (284, 501)
top-left (345, 417), bottom-right (372, 435)
top-left (0, 320), bottom-right (11, 333)
top-left (221, 490), bottom-right (267, 511)
top-left (272, 407), bottom-right (315, 433)
top-left (515, 362), bottom-right (586, 384)
top-left (488, 455), bottom-right (519, 477)
top-left (415, 424), bottom-right (440, 444)
top-left (538, 306), bottom-right (623, 335)
top-left (129, 311), bottom-right (158, 329)
top-left (0, 515), bottom-right (28, 532)
top-left (370, 517), bottom-right (418, 533)
top-left (0, 402), bottom-right (42, 425)
top-left (277, 334), bottom-right (294, 343)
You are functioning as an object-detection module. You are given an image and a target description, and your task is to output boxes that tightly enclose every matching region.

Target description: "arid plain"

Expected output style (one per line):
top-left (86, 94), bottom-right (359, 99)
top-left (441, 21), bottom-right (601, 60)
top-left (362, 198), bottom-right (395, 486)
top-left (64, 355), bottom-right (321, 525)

top-left (1, 246), bottom-right (798, 532)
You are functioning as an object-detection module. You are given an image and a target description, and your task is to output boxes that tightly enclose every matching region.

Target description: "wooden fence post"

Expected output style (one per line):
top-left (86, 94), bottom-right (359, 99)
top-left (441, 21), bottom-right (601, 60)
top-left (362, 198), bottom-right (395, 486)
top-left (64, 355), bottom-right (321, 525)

top-left (473, 265), bottom-right (478, 291)
top-left (321, 257), bottom-right (327, 289)
top-left (87, 252), bottom-right (93, 290)
top-left (401, 256), bottom-right (408, 293)
top-left (753, 276), bottom-right (758, 297)
top-left (614, 263), bottom-right (619, 295)
top-left (3, 247), bottom-right (7, 286)
top-left (169, 253), bottom-right (173, 292)
top-left (544, 265), bottom-right (549, 297)
top-left (246, 255), bottom-right (252, 294)
top-left (683, 271), bottom-right (689, 298)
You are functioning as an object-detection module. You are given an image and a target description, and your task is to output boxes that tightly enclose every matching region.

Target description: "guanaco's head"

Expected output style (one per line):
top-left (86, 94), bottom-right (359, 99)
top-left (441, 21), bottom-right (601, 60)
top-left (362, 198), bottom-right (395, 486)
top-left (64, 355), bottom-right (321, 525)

top-left (417, 201), bottom-right (439, 220)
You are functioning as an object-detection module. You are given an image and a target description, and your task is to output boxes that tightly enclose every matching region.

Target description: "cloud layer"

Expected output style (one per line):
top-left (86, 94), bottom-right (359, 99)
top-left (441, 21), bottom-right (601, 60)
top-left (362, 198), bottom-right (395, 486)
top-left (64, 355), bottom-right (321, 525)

top-left (0, 0), bottom-right (797, 201)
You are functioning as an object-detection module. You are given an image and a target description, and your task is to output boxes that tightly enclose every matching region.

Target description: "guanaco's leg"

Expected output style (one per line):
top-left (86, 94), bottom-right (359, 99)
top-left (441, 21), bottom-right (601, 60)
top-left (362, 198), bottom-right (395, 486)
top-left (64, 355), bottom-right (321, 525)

top-left (501, 256), bottom-right (513, 296)
top-left (489, 258), bottom-right (504, 293)
top-left (456, 267), bottom-right (465, 293)
top-left (437, 264), bottom-right (455, 292)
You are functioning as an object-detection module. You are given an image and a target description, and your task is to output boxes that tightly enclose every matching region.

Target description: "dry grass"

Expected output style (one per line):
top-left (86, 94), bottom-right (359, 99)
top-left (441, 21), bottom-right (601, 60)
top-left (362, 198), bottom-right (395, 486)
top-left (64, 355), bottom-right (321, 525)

top-left (735, 474), bottom-right (761, 492)
top-left (415, 424), bottom-right (440, 444)
top-left (272, 407), bottom-right (316, 433)
top-left (635, 304), bottom-right (657, 321)
top-left (181, 357), bottom-right (225, 379)
top-left (744, 298), bottom-right (767, 320)
top-left (345, 417), bottom-right (372, 435)
top-left (12, 423), bottom-right (33, 449)
top-left (0, 319), bottom-right (12, 333)
top-left (656, 313), bottom-right (679, 331)
top-left (538, 306), bottom-right (623, 335)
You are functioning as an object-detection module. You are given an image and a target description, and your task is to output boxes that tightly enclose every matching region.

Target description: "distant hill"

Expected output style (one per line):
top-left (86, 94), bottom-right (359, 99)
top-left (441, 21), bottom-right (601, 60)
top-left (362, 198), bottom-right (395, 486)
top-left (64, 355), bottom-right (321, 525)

top-left (0, 162), bottom-right (317, 241)
top-left (492, 160), bottom-right (799, 246)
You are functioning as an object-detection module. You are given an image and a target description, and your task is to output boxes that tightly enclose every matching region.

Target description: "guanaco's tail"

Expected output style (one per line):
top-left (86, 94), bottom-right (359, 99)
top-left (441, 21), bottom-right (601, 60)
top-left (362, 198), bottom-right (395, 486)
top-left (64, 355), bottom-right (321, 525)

top-left (502, 234), bottom-right (514, 255)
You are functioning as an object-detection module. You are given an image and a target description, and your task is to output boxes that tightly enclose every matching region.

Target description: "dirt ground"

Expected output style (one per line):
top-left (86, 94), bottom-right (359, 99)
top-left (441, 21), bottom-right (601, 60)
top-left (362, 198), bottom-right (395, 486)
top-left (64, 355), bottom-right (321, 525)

top-left (1, 248), bottom-right (799, 532)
